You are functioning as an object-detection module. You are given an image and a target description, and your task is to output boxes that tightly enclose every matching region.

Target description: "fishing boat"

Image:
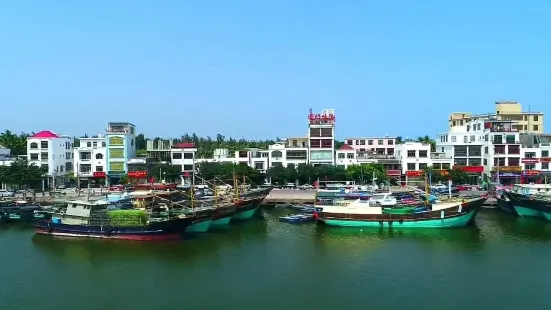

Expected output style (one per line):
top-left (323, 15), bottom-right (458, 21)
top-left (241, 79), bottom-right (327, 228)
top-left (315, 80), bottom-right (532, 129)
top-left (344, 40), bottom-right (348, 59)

top-left (0, 201), bottom-right (44, 222)
top-left (33, 199), bottom-right (194, 241)
top-left (230, 177), bottom-right (269, 220)
top-left (208, 181), bottom-right (237, 227)
top-left (495, 189), bottom-right (516, 215)
top-left (279, 213), bottom-right (315, 224)
top-left (314, 173), bottom-right (485, 228)
top-left (503, 190), bottom-right (551, 219)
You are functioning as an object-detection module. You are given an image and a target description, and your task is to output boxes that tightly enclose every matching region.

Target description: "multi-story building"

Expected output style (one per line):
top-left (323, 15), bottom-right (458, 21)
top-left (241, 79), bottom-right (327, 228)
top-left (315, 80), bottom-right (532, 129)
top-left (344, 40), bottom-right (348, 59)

top-left (27, 130), bottom-right (74, 188)
top-left (105, 122), bottom-right (136, 185)
top-left (308, 109), bottom-right (335, 165)
top-left (449, 101), bottom-right (544, 133)
top-left (73, 136), bottom-right (106, 187)
top-left (344, 136), bottom-right (397, 155)
top-left (146, 139), bottom-right (173, 162)
top-left (395, 142), bottom-right (432, 172)
top-left (170, 142), bottom-right (197, 185)
top-left (269, 139), bottom-right (308, 169)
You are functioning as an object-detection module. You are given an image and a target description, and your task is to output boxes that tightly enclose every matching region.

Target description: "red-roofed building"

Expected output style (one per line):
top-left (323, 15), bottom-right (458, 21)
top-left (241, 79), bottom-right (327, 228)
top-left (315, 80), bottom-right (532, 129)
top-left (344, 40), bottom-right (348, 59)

top-left (27, 130), bottom-right (75, 189)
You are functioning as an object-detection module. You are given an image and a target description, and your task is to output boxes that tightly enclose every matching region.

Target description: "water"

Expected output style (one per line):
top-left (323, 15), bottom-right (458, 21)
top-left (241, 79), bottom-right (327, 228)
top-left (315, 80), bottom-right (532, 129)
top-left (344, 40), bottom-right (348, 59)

top-left (2, 209), bottom-right (551, 310)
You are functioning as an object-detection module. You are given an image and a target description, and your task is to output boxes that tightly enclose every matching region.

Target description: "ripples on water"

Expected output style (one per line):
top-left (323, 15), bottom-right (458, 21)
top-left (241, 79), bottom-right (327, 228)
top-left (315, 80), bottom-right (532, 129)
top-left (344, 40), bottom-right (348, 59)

top-left (2, 209), bottom-right (551, 310)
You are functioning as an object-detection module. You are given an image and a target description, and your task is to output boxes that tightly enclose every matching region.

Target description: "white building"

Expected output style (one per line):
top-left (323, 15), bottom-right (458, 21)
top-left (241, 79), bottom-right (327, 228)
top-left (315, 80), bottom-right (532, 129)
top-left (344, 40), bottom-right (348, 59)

top-left (27, 130), bottom-right (74, 188)
top-left (0, 145), bottom-right (9, 159)
top-left (269, 138), bottom-right (308, 169)
top-left (74, 136), bottom-right (107, 186)
top-left (170, 142), bottom-right (198, 184)
top-left (307, 109), bottom-right (335, 165)
top-left (395, 142), bottom-right (432, 173)
top-left (344, 136), bottom-right (397, 156)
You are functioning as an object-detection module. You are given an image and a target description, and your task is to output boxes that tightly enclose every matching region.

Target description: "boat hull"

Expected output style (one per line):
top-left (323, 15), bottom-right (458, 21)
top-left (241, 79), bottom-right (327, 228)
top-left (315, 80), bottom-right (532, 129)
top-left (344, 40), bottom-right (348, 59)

top-left (232, 206), bottom-right (259, 220)
top-left (317, 198), bottom-right (485, 229)
top-left (504, 192), bottom-right (551, 218)
top-left (211, 216), bottom-right (231, 226)
top-left (496, 197), bottom-right (517, 215)
top-left (185, 219), bottom-right (212, 233)
top-left (210, 205), bottom-right (236, 226)
top-left (231, 197), bottom-right (264, 220)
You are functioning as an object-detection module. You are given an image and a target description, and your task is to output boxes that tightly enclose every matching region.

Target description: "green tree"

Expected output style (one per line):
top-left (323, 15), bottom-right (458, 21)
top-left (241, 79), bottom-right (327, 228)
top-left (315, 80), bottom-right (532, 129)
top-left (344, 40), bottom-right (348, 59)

top-left (151, 164), bottom-right (183, 182)
top-left (284, 166), bottom-right (298, 184)
top-left (345, 163), bottom-right (389, 184)
top-left (447, 167), bottom-right (469, 184)
top-left (0, 160), bottom-right (46, 189)
top-left (416, 135), bottom-right (436, 152)
top-left (395, 136), bottom-right (403, 144)
top-left (296, 163), bottom-right (314, 185)
top-left (0, 130), bottom-right (28, 155)
top-left (422, 166), bottom-right (447, 183)
top-left (267, 165), bottom-right (286, 184)
top-left (197, 162), bottom-right (265, 185)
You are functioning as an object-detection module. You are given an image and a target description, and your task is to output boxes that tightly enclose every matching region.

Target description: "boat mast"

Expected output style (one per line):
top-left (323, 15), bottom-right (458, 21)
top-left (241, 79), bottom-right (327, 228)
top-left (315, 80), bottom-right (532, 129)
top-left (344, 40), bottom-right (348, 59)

top-left (214, 179), bottom-right (218, 207)
top-left (424, 171), bottom-right (430, 205)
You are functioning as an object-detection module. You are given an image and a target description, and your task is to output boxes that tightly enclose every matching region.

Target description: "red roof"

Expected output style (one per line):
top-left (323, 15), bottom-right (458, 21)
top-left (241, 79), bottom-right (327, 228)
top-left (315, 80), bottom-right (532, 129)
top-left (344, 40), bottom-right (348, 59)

top-left (338, 144), bottom-right (354, 150)
top-left (172, 142), bottom-right (196, 149)
top-left (31, 131), bottom-right (60, 138)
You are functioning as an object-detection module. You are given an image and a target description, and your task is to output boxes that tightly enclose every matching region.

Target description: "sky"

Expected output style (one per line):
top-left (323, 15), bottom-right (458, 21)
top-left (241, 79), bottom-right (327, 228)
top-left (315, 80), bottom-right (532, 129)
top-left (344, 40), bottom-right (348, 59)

top-left (1, 0), bottom-right (551, 141)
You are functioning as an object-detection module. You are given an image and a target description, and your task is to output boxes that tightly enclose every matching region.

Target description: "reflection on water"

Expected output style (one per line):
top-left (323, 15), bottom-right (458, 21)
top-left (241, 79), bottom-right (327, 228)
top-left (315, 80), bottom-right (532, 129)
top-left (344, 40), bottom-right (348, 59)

top-left (477, 210), bottom-right (551, 243)
top-left (31, 218), bottom-right (269, 264)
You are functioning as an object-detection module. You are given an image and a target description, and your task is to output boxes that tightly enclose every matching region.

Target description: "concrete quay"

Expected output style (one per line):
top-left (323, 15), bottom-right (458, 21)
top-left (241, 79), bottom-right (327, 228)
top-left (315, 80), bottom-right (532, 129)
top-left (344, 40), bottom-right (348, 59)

top-left (262, 189), bottom-right (316, 206)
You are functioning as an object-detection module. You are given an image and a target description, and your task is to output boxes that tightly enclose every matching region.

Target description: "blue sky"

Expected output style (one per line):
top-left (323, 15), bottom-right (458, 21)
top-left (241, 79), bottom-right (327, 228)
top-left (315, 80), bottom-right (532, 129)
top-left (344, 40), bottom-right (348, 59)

top-left (1, 0), bottom-right (550, 140)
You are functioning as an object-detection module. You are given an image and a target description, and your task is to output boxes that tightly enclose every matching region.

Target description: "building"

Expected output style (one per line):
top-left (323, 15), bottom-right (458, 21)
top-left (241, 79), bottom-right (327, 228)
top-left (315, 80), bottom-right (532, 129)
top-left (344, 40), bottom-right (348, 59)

top-left (269, 139), bottom-right (308, 169)
top-left (27, 130), bottom-right (74, 188)
top-left (0, 145), bottom-right (9, 159)
top-left (308, 109), bottom-right (335, 165)
top-left (170, 142), bottom-right (197, 185)
top-left (73, 136), bottom-right (107, 187)
top-left (146, 139), bottom-right (173, 162)
top-left (449, 101), bottom-right (544, 133)
top-left (395, 142), bottom-right (432, 173)
top-left (344, 136), bottom-right (397, 155)
top-left (105, 122), bottom-right (137, 185)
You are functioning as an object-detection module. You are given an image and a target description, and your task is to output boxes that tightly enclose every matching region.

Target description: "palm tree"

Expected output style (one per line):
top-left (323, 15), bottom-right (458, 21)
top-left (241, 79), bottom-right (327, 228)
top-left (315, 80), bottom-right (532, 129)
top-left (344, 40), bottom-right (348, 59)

top-left (416, 135), bottom-right (436, 152)
top-left (0, 130), bottom-right (28, 155)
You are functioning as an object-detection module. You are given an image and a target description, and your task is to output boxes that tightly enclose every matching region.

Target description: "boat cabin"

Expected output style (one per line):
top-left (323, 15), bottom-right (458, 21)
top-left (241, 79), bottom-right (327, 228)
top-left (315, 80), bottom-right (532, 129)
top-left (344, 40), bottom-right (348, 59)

top-left (369, 193), bottom-right (397, 206)
top-left (512, 184), bottom-right (551, 196)
top-left (56, 200), bottom-right (111, 225)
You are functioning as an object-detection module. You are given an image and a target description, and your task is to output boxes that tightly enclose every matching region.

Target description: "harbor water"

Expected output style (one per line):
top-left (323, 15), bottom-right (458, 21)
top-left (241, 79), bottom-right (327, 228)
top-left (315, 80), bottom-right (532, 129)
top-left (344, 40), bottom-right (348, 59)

top-left (2, 209), bottom-right (551, 310)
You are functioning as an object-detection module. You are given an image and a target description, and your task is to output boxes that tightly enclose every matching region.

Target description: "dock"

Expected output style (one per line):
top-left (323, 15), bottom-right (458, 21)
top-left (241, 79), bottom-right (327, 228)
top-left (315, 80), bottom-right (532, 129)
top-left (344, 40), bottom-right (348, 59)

top-left (262, 189), bottom-right (316, 206)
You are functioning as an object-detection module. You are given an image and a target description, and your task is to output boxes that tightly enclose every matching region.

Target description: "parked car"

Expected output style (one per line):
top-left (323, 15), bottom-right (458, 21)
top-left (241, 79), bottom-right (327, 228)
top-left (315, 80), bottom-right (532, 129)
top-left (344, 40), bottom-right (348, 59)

top-left (0, 190), bottom-right (14, 197)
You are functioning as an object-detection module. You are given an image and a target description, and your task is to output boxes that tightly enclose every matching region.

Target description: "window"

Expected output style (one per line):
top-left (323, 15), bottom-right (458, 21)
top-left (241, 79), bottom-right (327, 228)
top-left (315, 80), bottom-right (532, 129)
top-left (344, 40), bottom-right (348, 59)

top-left (30, 153), bottom-right (38, 160)
top-left (347, 140), bottom-right (353, 145)
top-left (368, 140), bottom-right (373, 145)
top-left (95, 153), bottom-right (103, 160)
top-left (419, 150), bottom-right (428, 158)
top-left (66, 152), bottom-right (71, 159)
top-left (493, 135), bottom-right (503, 144)
top-left (360, 140), bottom-right (365, 145)
top-left (378, 140), bottom-right (384, 145)
top-left (470, 135), bottom-right (475, 142)
top-left (309, 150), bottom-right (332, 160)
top-left (347, 153), bottom-right (354, 159)
top-left (418, 163), bottom-right (428, 170)
top-left (533, 125), bottom-right (539, 131)
top-left (388, 140), bottom-right (394, 145)
top-left (484, 147), bottom-right (488, 154)
top-left (96, 166), bottom-right (104, 172)
top-left (87, 142), bottom-right (92, 147)
top-left (320, 128), bottom-right (332, 137)
top-left (40, 152), bottom-right (48, 160)
top-left (309, 128), bottom-right (321, 137)
top-left (238, 151), bottom-right (248, 158)
top-left (79, 164), bottom-right (92, 173)
top-left (463, 136), bottom-right (468, 143)
top-left (451, 136), bottom-right (457, 142)
top-left (507, 157), bottom-right (520, 166)
top-left (455, 158), bottom-right (468, 166)
top-left (525, 164), bottom-right (536, 170)
top-left (407, 150), bottom-right (416, 157)
top-left (387, 148), bottom-right (394, 155)
top-left (543, 151), bottom-right (549, 157)
top-left (183, 164), bottom-right (194, 171)
top-left (79, 152), bottom-right (91, 160)
top-left (93, 142), bottom-right (97, 147)
top-left (286, 150), bottom-right (307, 158)
top-left (468, 158), bottom-right (482, 166)
top-left (407, 163), bottom-right (416, 171)
top-left (321, 140), bottom-right (332, 148)
top-left (483, 159), bottom-right (487, 165)
top-left (172, 152), bottom-right (182, 159)
top-left (505, 135), bottom-right (516, 143)
top-left (109, 162), bottom-right (124, 172)
top-left (102, 142), bottom-right (106, 147)
top-left (467, 125), bottom-right (470, 132)
top-left (454, 146), bottom-right (468, 157)
top-left (355, 140), bottom-right (359, 145)
top-left (525, 152), bottom-right (536, 158)
top-left (30, 142), bottom-right (38, 149)
top-left (468, 146), bottom-right (481, 156)
top-left (271, 150), bottom-right (283, 158)
top-left (542, 162), bottom-right (549, 170)
top-left (254, 162), bottom-right (264, 170)
top-left (40, 141), bottom-right (48, 148)
top-left (442, 163), bottom-right (451, 169)
top-left (508, 145), bottom-right (520, 154)
top-left (109, 137), bottom-right (124, 146)
top-left (310, 140), bottom-right (321, 148)
top-left (494, 146), bottom-right (506, 154)
top-left (338, 153), bottom-right (345, 159)
top-left (131, 139), bottom-right (134, 146)
top-left (109, 148), bottom-right (124, 158)
top-left (534, 115), bottom-right (539, 121)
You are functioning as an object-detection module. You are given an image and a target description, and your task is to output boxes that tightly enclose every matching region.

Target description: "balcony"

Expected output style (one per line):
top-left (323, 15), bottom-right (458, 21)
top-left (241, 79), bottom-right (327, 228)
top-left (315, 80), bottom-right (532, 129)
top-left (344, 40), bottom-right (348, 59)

top-left (492, 139), bottom-right (519, 144)
top-left (431, 153), bottom-right (452, 159)
top-left (486, 122), bottom-right (519, 132)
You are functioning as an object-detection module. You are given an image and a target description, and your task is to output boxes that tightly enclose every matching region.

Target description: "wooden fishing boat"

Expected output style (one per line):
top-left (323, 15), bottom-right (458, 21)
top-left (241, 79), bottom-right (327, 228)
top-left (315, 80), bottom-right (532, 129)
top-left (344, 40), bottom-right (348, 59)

top-left (504, 191), bottom-right (551, 219)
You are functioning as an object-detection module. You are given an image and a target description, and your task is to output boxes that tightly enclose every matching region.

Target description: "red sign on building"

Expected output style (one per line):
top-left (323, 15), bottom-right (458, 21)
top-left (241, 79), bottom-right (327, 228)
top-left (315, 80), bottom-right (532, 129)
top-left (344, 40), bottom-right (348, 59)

top-left (406, 170), bottom-right (423, 177)
top-left (521, 158), bottom-right (539, 164)
top-left (128, 170), bottom-right (147, 178)
top-left (540, 157), bottom-right (551, 163)
top-left (93, 172), bottom-right (106, 178)
top-left (459, 166), bottom-right (484, 173)
top-left (522, 170), bottom-right (541, 176)
top-left (386, 170), bottom-right (401, 176)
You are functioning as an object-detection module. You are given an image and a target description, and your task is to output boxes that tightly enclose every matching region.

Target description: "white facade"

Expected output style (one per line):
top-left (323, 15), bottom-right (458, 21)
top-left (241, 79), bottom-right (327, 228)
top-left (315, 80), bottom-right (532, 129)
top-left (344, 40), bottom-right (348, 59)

top-left (269, 142), bottom-right (308, 168)
top-left (308, 109), bottom-right (336, 165)
top-left (395, 142), bottom-right (432, 173)
top-left (74, 137), bottom-right (106, 179)
top-left (344, 136), bottom-right (397, 156)
top-left (170, 143), bottom-right (198, 173)
top-left (195, 148), bottom-right (270, 174)
top-left (27, 130), bottom-right (74, 187)
top-left (0, 145), bottom-right (9, 159)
